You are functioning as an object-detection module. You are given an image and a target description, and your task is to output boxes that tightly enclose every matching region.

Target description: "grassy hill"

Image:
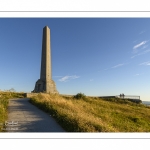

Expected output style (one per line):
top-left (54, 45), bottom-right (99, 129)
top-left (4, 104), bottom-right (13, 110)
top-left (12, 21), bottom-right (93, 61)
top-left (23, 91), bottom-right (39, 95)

top-left (1, 91), bottom-right (150, 132)
top-left (29, 93), bottom-right (150, 132)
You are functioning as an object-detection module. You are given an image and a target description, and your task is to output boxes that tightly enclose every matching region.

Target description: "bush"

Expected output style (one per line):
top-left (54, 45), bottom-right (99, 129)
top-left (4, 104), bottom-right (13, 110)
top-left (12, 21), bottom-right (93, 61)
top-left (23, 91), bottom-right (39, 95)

top-left (74, 93), bottom-right (86, 100)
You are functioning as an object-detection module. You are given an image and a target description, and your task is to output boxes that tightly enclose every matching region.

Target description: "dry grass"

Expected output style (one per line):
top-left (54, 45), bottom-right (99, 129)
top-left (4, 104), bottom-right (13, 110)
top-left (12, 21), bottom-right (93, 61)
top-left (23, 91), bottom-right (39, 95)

top-left (30, 93), bottom-right (150, 132)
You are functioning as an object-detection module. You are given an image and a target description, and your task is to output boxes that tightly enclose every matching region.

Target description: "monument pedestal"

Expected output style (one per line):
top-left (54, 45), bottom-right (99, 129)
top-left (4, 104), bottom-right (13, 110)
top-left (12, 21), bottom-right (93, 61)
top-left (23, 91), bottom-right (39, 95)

top-left (46, 80), bottom-right (58, 94)
top-left (32, 79), bottom-right (58, 93)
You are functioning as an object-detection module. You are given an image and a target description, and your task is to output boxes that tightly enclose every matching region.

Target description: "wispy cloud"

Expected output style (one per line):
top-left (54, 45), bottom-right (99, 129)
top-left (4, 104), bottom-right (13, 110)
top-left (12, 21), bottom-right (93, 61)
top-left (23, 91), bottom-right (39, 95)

top-left (139, 31), bottom-right (146, 35)
top-left (111, 63), bottom-right (125, 69)
top-left (139, 61), bottom-right (150, 66)
top-left (58, 75), bottom-right (80, 82)
top-left (134, 73), bottom-right (144, 76)
top-left (131, 49), bottom-right (150, 58)
top-left (53, 76), bottom-right (63, 78)
top-left (90, 79), bottom-right (94, 82)
top-left (131, 55), bottom-right (136, 59)
top-left (133, 41), bottom-right (147, 51)
top-left (142, 45), bottom-right (148, 49)
top-left (143, 49), bottom-right (150, 53)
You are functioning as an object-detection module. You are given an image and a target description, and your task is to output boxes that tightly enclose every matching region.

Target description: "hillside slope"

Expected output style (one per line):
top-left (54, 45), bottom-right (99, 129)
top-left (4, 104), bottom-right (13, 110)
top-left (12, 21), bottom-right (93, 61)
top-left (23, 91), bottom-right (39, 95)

top-left (29, 93), bottom-right (150, 132)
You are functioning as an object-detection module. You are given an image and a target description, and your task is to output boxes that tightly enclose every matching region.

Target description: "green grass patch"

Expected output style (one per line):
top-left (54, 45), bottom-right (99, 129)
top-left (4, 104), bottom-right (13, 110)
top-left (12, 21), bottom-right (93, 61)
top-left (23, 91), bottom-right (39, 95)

top-left (29, 93), bottom-right (150, 132)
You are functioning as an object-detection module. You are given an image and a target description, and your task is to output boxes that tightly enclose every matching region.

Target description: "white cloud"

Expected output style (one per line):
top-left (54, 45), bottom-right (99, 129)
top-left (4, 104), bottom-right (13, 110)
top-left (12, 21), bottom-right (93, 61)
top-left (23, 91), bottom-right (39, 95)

top-left (134, 73), bottom-right (144, 76)
top-left (53, 76), bottom-right (63, 78)
top-left (142, 45), bottom-right (148, 49)
top-left (142, 49), bottom-right (150, 54)
top-left (139, 61), bottom-right (150, 66)
top-left (139, 31), bottom-right (145, 35)
top-left (111, 63), bottom-right (125, 69)
top-left (90, 79), bottom-right (94, 82)
top-left (131, 55), bottom-right (136, 59)
top-left (131, 49), bottom-right (150, 58)
top-left (58, 75), bottom-right (80, 82)
top-left (133, 41), bottom-right (147, 50)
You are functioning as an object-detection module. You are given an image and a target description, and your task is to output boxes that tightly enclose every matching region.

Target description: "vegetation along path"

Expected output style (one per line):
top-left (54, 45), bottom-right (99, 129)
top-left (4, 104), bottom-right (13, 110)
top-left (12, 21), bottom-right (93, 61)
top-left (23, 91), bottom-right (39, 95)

top-left (6, 98), bottom-right (65, 132)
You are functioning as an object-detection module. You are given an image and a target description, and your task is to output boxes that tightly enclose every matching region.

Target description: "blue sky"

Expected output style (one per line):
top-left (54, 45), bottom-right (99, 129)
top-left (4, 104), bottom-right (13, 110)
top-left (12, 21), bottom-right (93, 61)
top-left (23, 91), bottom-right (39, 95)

top-left (0, 18), bottom-right (150, 101)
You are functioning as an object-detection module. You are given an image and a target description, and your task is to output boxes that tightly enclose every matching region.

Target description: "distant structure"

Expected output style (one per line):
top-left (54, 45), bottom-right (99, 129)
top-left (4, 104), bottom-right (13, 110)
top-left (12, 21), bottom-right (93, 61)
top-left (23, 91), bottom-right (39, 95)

top-left (32, 26), bottom-right (58, 93)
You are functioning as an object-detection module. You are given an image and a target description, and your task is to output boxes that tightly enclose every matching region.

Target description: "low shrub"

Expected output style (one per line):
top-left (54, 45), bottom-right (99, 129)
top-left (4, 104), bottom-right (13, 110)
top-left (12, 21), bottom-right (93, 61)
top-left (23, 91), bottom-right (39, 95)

top-left (74, 93), bottom-right (86, 100)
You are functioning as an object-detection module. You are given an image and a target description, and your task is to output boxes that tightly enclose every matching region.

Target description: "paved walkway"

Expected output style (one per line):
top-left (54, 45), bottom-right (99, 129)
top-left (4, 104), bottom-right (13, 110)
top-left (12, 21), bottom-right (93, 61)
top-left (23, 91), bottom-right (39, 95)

top-left (5, 98), bottom-right (65, 132)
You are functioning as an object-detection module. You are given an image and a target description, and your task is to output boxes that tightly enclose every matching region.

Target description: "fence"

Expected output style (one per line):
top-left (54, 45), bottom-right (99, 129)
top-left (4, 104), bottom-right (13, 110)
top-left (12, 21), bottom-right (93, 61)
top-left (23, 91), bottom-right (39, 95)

top-left (115, 95), bottom-right (140, 100)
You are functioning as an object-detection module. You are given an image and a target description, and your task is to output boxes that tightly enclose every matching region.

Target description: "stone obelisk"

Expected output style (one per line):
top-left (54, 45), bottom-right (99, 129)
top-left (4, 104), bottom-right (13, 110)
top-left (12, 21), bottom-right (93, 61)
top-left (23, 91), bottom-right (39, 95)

top-left (32, 26), bottom-right (58, 93)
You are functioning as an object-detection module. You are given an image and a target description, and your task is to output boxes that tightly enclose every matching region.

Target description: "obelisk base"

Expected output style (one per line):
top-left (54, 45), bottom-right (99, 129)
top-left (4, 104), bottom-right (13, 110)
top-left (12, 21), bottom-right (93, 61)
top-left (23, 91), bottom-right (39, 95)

top-left (46, 80), bottom-right (59, 94)
top-left (32, 79), bottom-right (58, 94)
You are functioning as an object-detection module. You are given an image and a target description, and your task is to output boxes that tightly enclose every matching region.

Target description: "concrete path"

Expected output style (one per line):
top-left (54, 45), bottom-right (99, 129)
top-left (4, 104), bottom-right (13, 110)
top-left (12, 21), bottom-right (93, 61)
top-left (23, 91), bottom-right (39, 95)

top-left (5, 98), bottom-right (65, 132)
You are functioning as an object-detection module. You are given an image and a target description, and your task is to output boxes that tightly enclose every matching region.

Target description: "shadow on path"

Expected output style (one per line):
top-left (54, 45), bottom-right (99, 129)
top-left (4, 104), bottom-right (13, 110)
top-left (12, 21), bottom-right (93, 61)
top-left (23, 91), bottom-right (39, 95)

top-left (5, 98), bottom-right (65, 132)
